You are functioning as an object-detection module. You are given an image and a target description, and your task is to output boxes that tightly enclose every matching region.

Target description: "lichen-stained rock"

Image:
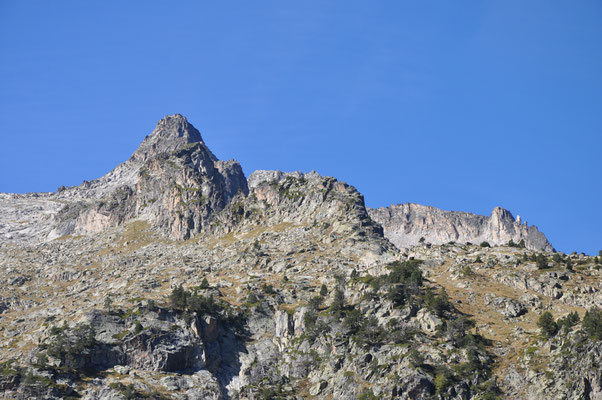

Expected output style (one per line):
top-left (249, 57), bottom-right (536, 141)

top-left (484, 294), bottom-right (526, 318)
top-left (414, 308), bottom-right (443, 334)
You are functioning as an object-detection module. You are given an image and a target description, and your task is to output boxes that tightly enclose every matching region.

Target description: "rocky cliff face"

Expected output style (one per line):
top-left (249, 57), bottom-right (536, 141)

top-left (48, 114), bottom-right (248, 240)
top-left (1, 114), bottom-right (599, 400)
top-left (369, 203), bottom-right (554, 252)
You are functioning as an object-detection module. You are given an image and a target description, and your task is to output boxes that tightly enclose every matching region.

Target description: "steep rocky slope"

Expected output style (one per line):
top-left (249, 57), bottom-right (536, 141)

top-left (0, 114), bottom-right (247, 243)
top-left (369, 203), bottom-right (554, 252)
top-left (0, 115), bottom-right (600, 400)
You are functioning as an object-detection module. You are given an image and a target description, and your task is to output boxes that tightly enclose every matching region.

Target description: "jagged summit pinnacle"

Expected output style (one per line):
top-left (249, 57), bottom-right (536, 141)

top-left (131, 114), bottom-right (216, 162)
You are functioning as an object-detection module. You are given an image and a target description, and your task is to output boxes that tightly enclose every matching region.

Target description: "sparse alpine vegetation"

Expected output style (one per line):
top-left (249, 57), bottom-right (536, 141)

top-left (0, 115), bottom-right (600, 399)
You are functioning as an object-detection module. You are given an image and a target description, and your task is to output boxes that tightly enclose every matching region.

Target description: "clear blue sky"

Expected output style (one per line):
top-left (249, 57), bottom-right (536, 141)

top-left (1, 1), bottom-right (601, 255)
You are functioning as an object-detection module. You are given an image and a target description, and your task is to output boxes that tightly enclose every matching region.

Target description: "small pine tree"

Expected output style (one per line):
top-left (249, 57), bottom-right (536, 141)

top-left (246, 292), bottom-right (259, 304)
top-left (262, 283), bottom-right (276, 294)
top-left (358, 389), bottom-right (378, 400)
top-left (199, 278), bottom-right (210, 289)
top-left (103, 295), bottom-right (113, 313)
top-left (34, 353), bottom-right (49, 370)
top-left (518, 239), bottom-right (526, 248)
top-left (537, 311), bottom-right (558, 338)
top-left (386, 284), bottom-right (406, 307)
top-left (583, 307), bottom-right (602, 341)
top-left (435, 372), bottom-right (451, 395)
top-left (330, 274), bottom-right (346, 316)
top-left (429, 288), bottom-right (451, 317)
top-left (408, 349), bottom-right (424, 367)
top-left (319, 284), bottom-right (328, 297)
top-left (557, 312), bottom-right (580, 333)
top-left (536, 254), bottom-right (549, 270)
top-left (330, 287), bottom-right (345, 316)
top-left (308, 295), bottom-right (323, 310)
top-left (480, 241), bottom-right (491, 248)
top-left (169, 285), bottom-right (188, 310)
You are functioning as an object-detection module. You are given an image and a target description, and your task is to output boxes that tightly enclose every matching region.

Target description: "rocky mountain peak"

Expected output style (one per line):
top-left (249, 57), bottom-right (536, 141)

top-left (44, 115), bottom-right (247, 240)
top-left (491, 206), bottom-right (514, 221)
top-left (131, 114), bottom-right (216, 162)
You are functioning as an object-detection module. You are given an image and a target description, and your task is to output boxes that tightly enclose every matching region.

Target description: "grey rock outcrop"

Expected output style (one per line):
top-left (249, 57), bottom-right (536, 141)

top-left (218, 170), bottom-right (394, 267)
top-left (50, 114), bottom-right (248, 240)
top-left (368, 203), bottom-right (554, 251)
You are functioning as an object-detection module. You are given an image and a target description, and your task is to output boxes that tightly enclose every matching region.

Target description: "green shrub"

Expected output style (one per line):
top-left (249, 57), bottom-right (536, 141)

top-left (435, 372), bottom-right (451, 395)
top-left (428, 288), bottom-right (452, 317)
top-left (169, 285), bottom-right (223, 316)
top-left (104, 295), bottom-right (114, 312)
top-left (0, 359), bottom-right (18, 376)
top-left (557, 312), bottom-right (579, 332)
top-left (109, 382), bottom-right (139, 399)
top-left (188, 292), bottom-right (221, 315)
top-left (358, 388), bottom-right (378, 400)
top-left (343, 308), bottom-right (363, 335)
top-left (536, 254), bottom-right (549, 270)
top-left (480, 241), bottom-right (490, 248)
top-left (303, 308), bottom-right (317, 331)
top-left (537, 311), bottom-right (558, 338)
top-left (408, 349), bottom-right (424, 367)
top-left (329, 286), bottom-right (345, 316)
top-left (386, 284), bottom-right (407, 307)
top-left (308, 295), bottom-right (323, 310)
top-left (446, 315), bottom-right (475, 345)
top-left (386, 260), bottom-right (423, 287)
top-left (352, 316), bottom-right (385, 346)
top-left (42, 323), bottom-right (96, 374)
top-left (304, 307), bottom-right (329, 341)
top-left (199, 277), bottom-right (210, 289)
top-left (261, 283), bottom-right (276, 294)
top-left (169, 285), bottom-right (188, 309)
top-left (583, 307), bottom-right (602, 341)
